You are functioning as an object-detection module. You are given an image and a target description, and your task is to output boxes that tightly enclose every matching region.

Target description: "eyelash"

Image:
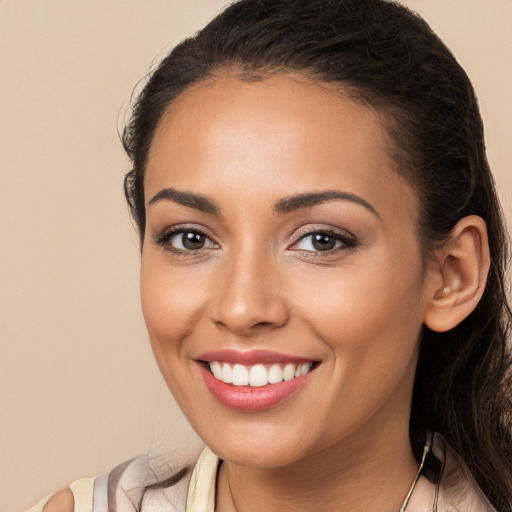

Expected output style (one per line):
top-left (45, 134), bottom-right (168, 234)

top-left (290, 229), bottom-right (357, 256)
top-left (153, 227), bottom-right (357, 257)
top-left (153, 227), bottom-right (217, 257)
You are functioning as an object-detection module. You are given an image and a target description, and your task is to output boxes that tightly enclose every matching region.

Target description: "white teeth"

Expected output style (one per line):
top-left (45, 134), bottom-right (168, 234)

top-left (283, 363), bottom-right (295, 381)
top-left (222, 363), bottom-right (233, 384)
top-left (232, 364), bottom-right (249, 385)
top-left (210, 361), bottom-right (223, 380)
top-left (249, 364), bottom-right (267, 387)
top-left (300, 362), bottom-right (311, 376)
top-left (268, 364), bottom-right (283, 384)
top-left (208, 361), bottom-right (314, 387)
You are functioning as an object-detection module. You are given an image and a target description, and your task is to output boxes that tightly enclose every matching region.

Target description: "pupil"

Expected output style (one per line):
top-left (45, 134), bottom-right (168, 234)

top-left (183, 232), bottom-right (204, 250)
top-left (312, 234), bottom-right (335, 251)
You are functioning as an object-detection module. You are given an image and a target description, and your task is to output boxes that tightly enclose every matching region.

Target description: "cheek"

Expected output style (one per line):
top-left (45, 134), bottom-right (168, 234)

top-left (287, 255), bottom-right (425, 436)
top-left (139, 256), bottom-right (213, 413)
top-left (290, 250), bottom-right (426, 363)
top-left (140, 256), bottom-right (207, 352)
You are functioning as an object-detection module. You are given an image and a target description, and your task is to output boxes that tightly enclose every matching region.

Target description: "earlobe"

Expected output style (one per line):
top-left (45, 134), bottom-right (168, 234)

top-left (424, 215), bottom-right (490, 333)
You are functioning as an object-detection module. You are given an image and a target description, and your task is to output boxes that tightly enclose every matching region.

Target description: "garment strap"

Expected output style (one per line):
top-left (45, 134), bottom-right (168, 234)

top-left (185, 446), bottom-right (220, 512)
top-left (69, 477), bottom-right (96, 512)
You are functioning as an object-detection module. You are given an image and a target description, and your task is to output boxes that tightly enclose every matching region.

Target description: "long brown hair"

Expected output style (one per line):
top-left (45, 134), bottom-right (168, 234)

top-left (123, 1), bottom-right (512, 509)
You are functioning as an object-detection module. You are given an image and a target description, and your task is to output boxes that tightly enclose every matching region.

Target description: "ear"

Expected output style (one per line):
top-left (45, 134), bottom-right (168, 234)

top-left (424, 215), bottom-right (490, 333)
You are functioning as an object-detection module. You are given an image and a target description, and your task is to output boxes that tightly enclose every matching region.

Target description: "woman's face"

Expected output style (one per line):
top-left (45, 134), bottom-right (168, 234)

top-left (141, 75), bottom-right (435, 468)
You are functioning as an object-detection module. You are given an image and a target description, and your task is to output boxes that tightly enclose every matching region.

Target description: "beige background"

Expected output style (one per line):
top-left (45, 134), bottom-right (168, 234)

top-left (0, 1), bottom-right (510, 510)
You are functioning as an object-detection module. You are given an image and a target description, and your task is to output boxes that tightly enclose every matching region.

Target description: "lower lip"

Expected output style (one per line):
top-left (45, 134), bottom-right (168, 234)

top-left (199, 364), bottom-right (314, 411)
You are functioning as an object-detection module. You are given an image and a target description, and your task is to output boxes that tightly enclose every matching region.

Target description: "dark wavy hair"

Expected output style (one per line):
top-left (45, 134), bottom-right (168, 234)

top-left (122, 0), bottom-right (512, 509)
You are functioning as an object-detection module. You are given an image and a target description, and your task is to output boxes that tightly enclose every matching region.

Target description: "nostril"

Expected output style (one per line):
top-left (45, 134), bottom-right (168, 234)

top-left (211, 283), bottom-right (290, 335)
top-left (213, 317), bottom-right (286, 336)
top-left (254, 321), bottom-right (271, 328)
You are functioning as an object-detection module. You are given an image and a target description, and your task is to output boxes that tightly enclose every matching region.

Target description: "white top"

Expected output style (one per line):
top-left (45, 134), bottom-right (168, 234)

top-left (27, 434), bottom-right (497, 512)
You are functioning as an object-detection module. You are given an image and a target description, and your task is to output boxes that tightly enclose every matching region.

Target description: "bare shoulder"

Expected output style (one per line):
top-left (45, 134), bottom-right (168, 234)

top-left (43, 489), bottom-right (74, 512)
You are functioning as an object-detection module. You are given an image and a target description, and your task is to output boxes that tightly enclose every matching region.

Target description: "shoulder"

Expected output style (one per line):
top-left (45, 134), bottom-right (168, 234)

top-left (107, 454), bottom-right (196, 511)
top-left (40, 489), bottom-right (74, 512)
top-left (26, 477), bottom-right (96, 512)
top-left (433, 433), bottom-right (497, 512)
top-left (401, 433), bottom-right (497, 512)
top-left (28, 450), bottom-right (202, 512)
top-left (28, 439), bottom-right (204, 512)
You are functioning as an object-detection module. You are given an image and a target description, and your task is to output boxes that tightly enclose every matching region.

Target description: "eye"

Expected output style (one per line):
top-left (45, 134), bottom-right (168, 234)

top-left (154, 228), bottom-right (217, 253)
top-left (291, 230), bottom-right (356, 252)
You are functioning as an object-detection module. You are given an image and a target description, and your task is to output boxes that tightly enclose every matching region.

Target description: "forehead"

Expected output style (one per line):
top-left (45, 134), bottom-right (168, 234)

top-left (145, 75), bottom-right (417, 222)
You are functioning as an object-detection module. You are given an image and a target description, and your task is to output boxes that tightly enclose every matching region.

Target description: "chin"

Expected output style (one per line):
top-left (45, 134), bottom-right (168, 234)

top-left (214, 441), bottom-right (306, 469)
top-left (192, 416), bottom-right (318, 468)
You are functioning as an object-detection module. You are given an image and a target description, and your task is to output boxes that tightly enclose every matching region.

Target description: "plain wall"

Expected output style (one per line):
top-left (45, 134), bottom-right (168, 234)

top-left (0, 1), bottom-right (510, 510)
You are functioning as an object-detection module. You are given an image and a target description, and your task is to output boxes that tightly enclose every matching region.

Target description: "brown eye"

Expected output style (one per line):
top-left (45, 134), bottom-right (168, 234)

top-left (311, 233), bottom-right (336, 251)
top-left (156, 229), bottom-right (217, 252)
top-left (180, 231), bottom-right (206, 250)
top-left (291, 230), bottom-right (357, 253)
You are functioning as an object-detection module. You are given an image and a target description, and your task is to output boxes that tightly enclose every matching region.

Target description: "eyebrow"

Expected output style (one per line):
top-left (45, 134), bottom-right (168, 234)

top-left (147, 188), bottom-right (220, 214)
top-left (274, 190), bottom-right (380, 217)
top-left (147, 187), bottom-right (379, 218)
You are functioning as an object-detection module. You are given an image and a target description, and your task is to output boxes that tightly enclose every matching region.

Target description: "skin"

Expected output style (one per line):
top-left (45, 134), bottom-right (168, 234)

top-left (139, 75), bottom-right (487, 511)
top-left (43, 75), bottom-right (490, 512)
top-left (43, 489), bottom-right (73, 512)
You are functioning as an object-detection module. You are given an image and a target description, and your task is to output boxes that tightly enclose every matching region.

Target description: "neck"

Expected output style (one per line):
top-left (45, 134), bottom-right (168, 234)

top-left (216, 418), bottom-right (419, 512)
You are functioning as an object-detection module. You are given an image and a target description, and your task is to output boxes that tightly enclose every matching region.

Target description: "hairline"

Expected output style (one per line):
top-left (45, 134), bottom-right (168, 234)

top-left (142, 66), bottom-right (430, 257)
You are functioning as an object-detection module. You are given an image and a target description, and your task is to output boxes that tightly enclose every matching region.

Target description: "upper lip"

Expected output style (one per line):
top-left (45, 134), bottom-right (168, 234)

top-left (198, 349), bottom-right (316, 365)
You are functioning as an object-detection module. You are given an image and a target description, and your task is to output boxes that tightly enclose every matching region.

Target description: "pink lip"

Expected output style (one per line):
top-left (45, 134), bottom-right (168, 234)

top-left (198, 349), bottom-right (313, 365)
top-left (198, 361), bottom-right (316, 412)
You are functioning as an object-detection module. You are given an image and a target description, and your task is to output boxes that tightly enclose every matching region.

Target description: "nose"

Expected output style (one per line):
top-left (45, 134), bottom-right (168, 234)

top-left (211, 251), bottom-right (289, 336)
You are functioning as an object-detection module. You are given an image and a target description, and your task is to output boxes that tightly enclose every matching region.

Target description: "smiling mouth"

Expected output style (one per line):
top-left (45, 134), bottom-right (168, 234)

top-left (197, 351), bottom-right (320, 410)
top-left (206, 361), bottom-right (316, 387)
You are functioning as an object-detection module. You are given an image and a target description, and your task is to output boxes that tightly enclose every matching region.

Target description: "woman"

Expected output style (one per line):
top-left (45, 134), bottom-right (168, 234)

top-left (32, 0), bottom-right (511, 510)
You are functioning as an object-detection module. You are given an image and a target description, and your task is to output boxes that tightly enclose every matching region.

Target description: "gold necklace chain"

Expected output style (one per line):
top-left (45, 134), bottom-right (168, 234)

top-left (399, 433), bottom-right (432, 511)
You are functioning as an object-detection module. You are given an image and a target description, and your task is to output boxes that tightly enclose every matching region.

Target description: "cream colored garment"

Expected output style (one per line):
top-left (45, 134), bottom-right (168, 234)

top-left (27, 435), bottom-right (497, 512)
top-left (27, 478), bottom-right (95, 512)
top-left (185, 446), bottom-right (220, 512)
top-left (406, 434), bottom-right (496, 512)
